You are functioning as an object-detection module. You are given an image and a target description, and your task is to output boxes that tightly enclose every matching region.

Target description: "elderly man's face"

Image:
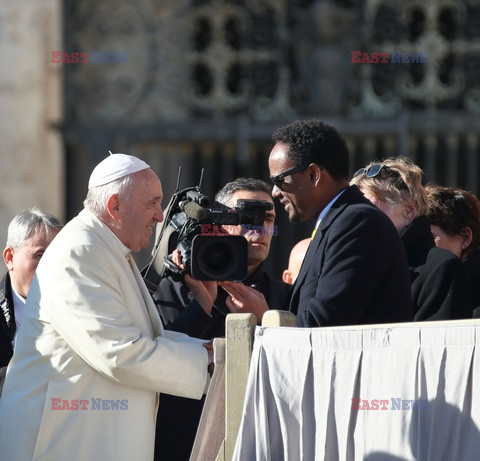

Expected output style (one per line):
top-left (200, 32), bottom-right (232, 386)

top-left (4, 227), bottom-right (60, 298)
top-left (117, 169), bottom-right (164, 252)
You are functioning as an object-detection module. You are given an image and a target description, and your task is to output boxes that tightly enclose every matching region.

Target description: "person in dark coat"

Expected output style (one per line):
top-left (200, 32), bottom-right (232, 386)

top-left (221, 119), bottom-right (413, 328)
top-left (153, 177), bottom-right (290, 461)
top-left (0, 207), bottom-right (62, 392)
top-left (0, 273), bottom-right (15, 374)
top-left (352, 157), bottom-right (472, 320)
top-left (426, 185), bottom-right (480, 318)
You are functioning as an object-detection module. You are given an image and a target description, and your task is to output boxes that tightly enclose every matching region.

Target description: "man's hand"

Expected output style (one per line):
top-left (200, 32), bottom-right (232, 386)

top-left (218, 281), bottom-right (269, 324)
top-left (203, 341), bottom-right (214, 376)
top-left (171, 250), bottom-right (217, 315)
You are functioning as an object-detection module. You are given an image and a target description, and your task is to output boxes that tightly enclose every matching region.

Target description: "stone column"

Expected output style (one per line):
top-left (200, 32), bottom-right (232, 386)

top-left (0, 0), bottom-right (64, 259)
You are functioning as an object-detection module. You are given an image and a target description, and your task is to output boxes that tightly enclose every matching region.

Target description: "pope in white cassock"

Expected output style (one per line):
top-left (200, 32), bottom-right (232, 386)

top-left (0, 154), bottom-right (212, 460)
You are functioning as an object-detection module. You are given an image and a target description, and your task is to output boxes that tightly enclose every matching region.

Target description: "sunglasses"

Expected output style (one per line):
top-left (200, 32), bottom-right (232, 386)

top-left (353, 163), bottom-right (397, 179)
top-left (270, 164), bottom-right (310, 190)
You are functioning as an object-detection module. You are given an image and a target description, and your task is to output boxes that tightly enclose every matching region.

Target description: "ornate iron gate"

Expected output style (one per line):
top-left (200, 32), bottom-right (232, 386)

top-left (63, 0), bottom-right (480, 277)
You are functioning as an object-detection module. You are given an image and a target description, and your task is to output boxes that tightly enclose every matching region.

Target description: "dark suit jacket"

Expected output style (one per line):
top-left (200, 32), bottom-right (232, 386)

top-left (0, 273), bottom-right (15, 393)
top-left (289, 186), bottom-right (413, 327)
top-left (464, 250), bottom-right (480, 318)
top-left (0, 273), bottom-right (15, 368)
top-left (401, 216), bottom-right (472, 320)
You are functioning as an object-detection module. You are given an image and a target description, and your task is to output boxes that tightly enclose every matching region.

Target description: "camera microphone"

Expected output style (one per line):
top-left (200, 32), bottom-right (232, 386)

top-left (180, 201), bottom-right (208, 221)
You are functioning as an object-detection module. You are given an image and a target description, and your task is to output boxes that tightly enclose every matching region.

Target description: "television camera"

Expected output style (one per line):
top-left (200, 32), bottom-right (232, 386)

top-left (143, 169), bottom-right (273, 292)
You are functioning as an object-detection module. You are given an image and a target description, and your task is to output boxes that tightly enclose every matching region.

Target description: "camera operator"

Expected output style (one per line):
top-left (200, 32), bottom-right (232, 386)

top-left (152, 177), bottom-right (289, 337)
top-left (153, 177), bottom-right (289, 461)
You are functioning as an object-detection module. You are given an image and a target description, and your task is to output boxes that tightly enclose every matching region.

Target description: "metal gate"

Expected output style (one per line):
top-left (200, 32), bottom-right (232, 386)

top-left (62, 0), bottom-right (480, 278)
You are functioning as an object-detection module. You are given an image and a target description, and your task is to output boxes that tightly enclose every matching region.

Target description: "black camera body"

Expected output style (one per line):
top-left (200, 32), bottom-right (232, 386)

top-left (143, 185), bottom-right (272, 288)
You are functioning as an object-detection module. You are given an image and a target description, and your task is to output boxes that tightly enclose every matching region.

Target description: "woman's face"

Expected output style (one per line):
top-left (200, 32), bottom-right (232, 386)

top-left (430, 225), bottom-right (463, 258)
top-left (361, 189), bottom-right (411, 233)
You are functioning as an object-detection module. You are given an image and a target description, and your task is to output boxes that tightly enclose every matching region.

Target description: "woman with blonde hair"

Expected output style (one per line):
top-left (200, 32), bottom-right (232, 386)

top-left (351, 156), bottom-right (472, 320)
top-left (426, 185), bottom-right (480, 317)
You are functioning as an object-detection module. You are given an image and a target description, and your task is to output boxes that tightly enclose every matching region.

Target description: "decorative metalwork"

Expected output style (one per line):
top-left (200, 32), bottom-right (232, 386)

top-left (351, 0), bottom-right (480, 117)
top-left (64, 0), bottom-right (294, 123)
top-left (62, 0), bottom-right (480, 281)
top-left (186, 0), bottom-right (294, 119)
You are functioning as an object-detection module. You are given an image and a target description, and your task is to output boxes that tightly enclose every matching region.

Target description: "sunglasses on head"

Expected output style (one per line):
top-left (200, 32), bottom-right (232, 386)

top-left (353, 163), bottom-right (398, 179)
top-left (270, 164), bottom-right (310, 190)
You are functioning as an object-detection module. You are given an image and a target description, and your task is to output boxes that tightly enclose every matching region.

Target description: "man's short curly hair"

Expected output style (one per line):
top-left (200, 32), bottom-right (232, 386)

top-left (272, 119), bottom-right (349, 180)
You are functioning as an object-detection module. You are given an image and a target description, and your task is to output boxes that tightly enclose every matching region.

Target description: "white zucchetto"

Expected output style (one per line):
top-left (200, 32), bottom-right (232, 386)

top-left (88, 153), bottom-right (150, 188)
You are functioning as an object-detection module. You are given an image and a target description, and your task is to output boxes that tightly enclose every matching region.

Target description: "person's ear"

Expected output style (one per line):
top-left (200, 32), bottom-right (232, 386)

top-left (106, 194), bottom-right (121, 219)
top-left (309, 164), bottom-right (323, 187)
top-left (402, 199), bottom-right (417, 224)
top-left (282, 269), bottom-right (293, 285)
top-left (459, 226), bottom-right (473, 251)
top-left (3, 247), bottom-right (14, 270)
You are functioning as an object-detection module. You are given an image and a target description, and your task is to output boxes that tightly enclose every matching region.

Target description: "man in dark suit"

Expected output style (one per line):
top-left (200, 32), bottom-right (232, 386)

top-left (221, 119), bottom-right (412, 327)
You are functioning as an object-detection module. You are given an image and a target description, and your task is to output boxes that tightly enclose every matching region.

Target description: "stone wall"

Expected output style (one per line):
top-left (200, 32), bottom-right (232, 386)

top-left (0, 0), bottom-right (64, 275)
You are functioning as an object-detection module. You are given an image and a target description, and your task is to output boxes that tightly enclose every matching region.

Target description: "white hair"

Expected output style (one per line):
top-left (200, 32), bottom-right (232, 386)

top-left (6, 207), bottom-right (63, 250)
top-left (83, 174), bottom-right (133, 216)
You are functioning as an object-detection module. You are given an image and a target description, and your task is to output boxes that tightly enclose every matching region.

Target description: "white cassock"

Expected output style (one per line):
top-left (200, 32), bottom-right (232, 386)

top-left (0, 209), bottom-right (208, 461)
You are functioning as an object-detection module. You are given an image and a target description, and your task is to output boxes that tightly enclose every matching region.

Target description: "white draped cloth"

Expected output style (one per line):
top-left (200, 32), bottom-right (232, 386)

top-left (233, 320), bottom-right (480, 460)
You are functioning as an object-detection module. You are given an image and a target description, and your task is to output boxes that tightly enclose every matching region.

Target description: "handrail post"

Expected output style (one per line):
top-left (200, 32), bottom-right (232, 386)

top-left (224, 313), bottom-right (256, 460)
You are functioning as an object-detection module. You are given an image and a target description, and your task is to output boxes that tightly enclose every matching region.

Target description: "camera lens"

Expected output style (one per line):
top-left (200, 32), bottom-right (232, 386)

top-left (191, 235), bottom-right (248, 281)
top-left (204, 243), bottom-right (231, 274)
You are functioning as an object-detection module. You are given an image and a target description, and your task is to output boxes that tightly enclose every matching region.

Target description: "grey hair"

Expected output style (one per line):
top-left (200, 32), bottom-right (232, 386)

top-left (6, 207), bottom-right (63, 250)
top-left (215, 177), bottom-right (272, 207)
top-left (83, 174), bottom-right (134, 216)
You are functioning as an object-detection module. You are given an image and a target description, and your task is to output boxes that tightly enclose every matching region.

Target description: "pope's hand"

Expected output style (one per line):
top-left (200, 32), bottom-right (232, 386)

top-left (203, 341), bottom-right (214, 376)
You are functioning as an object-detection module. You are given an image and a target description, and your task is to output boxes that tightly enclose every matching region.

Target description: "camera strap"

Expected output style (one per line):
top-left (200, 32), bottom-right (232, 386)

top-left (142, 223), bottom-right (178, 294)
top-left (142, 189), bottom-right (181, 294)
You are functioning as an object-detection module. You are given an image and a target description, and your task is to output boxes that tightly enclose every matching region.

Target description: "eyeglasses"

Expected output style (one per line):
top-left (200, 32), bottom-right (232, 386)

top-left (270, 164), bottom-right (310, 190)
top-left (353, 163), bottom-right (397, 179)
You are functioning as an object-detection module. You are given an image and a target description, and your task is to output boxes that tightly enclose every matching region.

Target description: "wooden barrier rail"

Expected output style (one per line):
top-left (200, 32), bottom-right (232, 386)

top-left (191, 311), bottom-right (296, 461)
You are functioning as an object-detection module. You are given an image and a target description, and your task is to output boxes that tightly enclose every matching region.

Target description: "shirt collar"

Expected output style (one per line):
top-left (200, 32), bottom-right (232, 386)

top-left (116, 237), bottom-right (131, 258)
top-left (315, 188), bottom-right (347, 230)
top-left (11, 285), bottom-right (26, 306)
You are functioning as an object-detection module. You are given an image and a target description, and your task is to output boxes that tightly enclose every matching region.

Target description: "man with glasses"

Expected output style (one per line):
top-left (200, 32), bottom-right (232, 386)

top-left (221, 118), bottom-right (413, 327)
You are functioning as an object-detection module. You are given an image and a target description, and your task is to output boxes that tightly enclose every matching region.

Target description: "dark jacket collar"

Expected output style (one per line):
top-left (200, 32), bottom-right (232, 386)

top-left (464, 249), bottom-right (480, 281)
top-left (318, 186), bottom-right (371, 232)
top-left (290, 186), bottom-right (369, 303)
top-left (0, 272), bottom-right (16, 341)
top-left (400, 215), bottom-right (434, 251)
top-left (243, 263), bottom-right (265, 288)
top-left (399, 216), bottom-right (435, 267)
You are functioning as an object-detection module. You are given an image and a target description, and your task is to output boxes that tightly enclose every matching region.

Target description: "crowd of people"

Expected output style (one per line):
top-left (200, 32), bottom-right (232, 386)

top-left (0, 118), bottom-right (478, 460)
